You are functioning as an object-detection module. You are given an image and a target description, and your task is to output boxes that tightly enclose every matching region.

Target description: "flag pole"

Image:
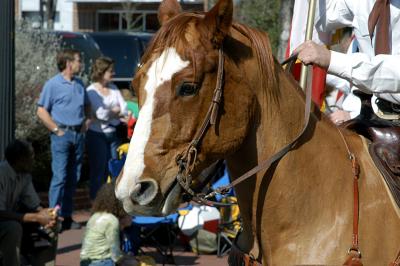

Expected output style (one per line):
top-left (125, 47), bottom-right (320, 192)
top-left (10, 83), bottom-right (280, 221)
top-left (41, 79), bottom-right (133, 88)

top-left (299, 0), bottom-right (317, 90)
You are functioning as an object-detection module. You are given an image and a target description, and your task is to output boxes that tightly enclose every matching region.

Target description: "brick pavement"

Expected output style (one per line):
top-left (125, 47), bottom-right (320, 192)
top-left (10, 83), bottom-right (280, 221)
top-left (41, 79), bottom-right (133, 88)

top-left (55, 210), bottom-right (229, 266)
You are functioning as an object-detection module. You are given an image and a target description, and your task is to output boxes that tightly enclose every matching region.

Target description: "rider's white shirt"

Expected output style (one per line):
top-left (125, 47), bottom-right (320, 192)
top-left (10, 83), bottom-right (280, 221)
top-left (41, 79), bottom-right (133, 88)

top-left (315, 0), bottom-right (400, 104)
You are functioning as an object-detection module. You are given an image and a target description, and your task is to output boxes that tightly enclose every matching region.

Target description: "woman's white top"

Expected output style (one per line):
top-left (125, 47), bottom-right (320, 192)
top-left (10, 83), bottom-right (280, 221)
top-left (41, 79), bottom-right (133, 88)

top-left (87, 83), bottom-right (128, 133)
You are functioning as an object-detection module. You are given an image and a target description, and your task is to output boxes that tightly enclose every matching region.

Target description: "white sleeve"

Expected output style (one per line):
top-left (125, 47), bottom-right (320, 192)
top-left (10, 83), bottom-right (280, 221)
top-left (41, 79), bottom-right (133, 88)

top-left (341, 90), bottom-right (361, 118)
top-left (326, 74), bottom-right (351, 94)
top-left (315, 0), bottom-right (355, 33)
top-left (328, 51), bottom-right (400, 104)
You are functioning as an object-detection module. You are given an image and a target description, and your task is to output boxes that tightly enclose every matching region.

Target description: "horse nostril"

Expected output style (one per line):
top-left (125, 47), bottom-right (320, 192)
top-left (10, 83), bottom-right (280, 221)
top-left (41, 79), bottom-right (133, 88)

top-left (129, 179), bottom-right (158, 206)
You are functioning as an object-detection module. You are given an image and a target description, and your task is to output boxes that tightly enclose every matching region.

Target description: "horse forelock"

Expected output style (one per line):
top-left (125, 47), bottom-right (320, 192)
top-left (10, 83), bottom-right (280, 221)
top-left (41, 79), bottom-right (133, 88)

top-left (141, 13), bottom-right (204, 65)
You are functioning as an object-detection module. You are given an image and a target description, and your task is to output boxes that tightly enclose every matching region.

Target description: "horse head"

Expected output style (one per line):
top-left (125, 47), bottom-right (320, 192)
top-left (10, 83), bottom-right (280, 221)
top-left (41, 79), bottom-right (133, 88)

top-left (115, 0), bottom-right (257, 216)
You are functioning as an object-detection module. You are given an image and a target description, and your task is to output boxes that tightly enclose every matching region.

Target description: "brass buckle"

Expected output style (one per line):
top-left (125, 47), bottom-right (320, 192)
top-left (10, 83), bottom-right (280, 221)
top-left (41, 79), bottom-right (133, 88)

top-left (347, 247), bottom-right (362, 258)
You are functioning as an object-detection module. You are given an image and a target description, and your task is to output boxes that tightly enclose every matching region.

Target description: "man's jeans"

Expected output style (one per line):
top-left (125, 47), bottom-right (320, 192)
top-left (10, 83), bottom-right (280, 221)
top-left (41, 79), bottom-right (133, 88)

top-left (49, 130), bottom-right (85, 217)
top-left (86, 130), bottom-right (120, 200)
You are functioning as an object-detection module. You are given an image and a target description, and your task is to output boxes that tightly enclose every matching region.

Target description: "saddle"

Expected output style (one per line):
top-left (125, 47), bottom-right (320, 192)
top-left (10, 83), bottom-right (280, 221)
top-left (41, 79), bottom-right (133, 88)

top-left (342, 91), bottom-right (400, 209)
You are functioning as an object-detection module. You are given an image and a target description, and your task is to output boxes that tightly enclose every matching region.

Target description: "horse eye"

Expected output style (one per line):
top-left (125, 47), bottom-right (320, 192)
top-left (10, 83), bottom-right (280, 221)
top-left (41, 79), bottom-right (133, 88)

top-left (177, 82), bottom-right (199, 97)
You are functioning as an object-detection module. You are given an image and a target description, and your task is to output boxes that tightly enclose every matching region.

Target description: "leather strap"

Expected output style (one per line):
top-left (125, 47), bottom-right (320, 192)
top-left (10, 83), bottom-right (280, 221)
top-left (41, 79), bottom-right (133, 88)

top-left (337, 129), bottom-right (363, 265)
top-left (368, 0), bottom-right (391, 55)
top-left (176, 48), bottom-right (224, 173)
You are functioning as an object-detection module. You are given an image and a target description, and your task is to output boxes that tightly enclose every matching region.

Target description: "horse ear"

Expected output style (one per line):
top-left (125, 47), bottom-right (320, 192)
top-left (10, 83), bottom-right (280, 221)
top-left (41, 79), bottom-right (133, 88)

top-left (158, 0), bottom-right (182, 26)
top-left (204, 0), bottom-right (233, 48)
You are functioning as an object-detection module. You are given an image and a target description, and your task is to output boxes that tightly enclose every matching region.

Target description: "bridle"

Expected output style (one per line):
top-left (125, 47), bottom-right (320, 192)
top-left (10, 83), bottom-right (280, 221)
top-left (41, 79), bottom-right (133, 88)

top-left (174, 49), bottom-right (312, 207)
top-left (174, 48), bottom-right (228, 206)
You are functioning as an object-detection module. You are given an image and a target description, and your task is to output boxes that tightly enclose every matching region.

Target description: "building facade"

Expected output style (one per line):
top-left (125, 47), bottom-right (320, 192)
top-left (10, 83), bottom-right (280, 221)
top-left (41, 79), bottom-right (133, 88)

top-left (17, 0), bottom-right (204, 32)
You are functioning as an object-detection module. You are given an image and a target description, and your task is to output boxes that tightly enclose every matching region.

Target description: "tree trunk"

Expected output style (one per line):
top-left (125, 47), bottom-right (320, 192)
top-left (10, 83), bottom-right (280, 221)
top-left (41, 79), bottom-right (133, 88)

top-left (277, 0), bottom-right (294, 61)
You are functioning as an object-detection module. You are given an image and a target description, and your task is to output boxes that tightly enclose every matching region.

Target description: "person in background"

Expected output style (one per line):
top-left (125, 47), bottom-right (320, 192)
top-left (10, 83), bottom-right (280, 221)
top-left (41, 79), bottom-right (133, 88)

top-left (120, 89), bottom-right (139, 140)
top-left (80, 183), bottom-right (137, 266)
top-left (126, 111), bottom-right (137, 140)
top-left (86, 57), bottom-right (128, 200)
top-left (0, 140), bottom-right (58, 266)
top-left (37, 49), bottom-right (88, 231)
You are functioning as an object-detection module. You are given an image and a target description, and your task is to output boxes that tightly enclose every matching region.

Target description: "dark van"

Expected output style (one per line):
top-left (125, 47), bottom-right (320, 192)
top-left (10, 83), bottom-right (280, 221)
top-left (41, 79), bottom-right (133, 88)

top-left (89, 31), bottom-right (154, 89)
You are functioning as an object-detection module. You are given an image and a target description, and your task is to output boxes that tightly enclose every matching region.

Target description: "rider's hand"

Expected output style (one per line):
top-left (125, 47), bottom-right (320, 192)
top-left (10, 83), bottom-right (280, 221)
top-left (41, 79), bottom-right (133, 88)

top-left (329, 110), bottom-right (351, 125)
top-left (294, 40), bottom-right (331, 69)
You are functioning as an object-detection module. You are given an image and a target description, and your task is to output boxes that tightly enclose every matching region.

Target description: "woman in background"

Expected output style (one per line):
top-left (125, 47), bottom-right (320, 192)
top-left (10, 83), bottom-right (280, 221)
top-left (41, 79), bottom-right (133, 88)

top-left (86, 57), bottom-right (128, 200)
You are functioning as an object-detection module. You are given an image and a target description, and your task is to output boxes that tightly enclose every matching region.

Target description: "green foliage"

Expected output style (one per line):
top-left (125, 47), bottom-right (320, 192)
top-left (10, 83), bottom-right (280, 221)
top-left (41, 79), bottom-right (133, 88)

top-left (235, 0), bottom-right (281, 54)
top-left (15, 19), bottom-right (61, 190)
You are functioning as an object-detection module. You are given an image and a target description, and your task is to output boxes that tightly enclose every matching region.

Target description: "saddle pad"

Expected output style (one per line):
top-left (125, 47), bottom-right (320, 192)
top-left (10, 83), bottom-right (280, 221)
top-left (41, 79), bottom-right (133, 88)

top-left (369, 142), bottom-right (400, 209)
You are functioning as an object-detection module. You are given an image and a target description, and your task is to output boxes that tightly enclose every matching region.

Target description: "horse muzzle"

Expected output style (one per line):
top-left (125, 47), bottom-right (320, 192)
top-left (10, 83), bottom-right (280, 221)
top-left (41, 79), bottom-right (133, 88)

top-left (119, 178), bottom-right (182, 216)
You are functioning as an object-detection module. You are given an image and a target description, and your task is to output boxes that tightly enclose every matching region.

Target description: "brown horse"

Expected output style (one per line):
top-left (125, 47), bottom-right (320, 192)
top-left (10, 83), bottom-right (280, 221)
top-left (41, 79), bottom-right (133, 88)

top-left (115, 0), bottom-right (400, 264)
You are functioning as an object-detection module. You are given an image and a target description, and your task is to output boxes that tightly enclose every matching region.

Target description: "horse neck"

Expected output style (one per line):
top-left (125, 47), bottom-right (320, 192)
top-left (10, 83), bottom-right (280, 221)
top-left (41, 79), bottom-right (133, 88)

top-left (224, 41), bottom-right (400, 262)
top-left (224, 55), bottom-right (310, 253)
top-left (226, 59), bottom-right (348, 257)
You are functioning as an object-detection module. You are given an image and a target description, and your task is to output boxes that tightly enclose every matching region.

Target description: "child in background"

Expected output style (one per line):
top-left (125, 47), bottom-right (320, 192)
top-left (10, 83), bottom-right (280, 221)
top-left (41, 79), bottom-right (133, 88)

top-left (80, 183), bottom-right (137, 266)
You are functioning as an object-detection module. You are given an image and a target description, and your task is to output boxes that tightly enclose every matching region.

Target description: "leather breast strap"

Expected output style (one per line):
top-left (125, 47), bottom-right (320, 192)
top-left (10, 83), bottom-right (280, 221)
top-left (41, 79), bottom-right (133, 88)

top-left (338, 129), bottom-right (363, 266)
top-left (338, 128), bottom-right (400, 266)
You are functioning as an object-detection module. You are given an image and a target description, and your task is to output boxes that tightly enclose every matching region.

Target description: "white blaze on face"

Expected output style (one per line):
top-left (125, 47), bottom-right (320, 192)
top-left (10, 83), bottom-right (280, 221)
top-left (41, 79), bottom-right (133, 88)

top-left (116, 47), bottom-right (190, 200)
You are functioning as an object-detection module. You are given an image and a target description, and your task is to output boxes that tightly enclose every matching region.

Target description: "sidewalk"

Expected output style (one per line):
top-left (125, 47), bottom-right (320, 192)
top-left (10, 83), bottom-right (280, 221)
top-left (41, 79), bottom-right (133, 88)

top-left (55, 210), bottom-right (228, 266)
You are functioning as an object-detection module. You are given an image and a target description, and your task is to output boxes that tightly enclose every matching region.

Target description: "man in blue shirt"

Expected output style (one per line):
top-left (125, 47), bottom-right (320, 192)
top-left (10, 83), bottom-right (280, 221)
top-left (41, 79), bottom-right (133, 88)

top-left (37, 49), bottom-right (88, 231)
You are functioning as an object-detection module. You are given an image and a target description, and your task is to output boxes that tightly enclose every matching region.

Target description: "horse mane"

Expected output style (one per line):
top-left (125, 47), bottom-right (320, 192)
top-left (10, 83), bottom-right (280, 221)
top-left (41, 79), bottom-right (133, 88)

top-left (140, 12), bottom-right (278, 101)
top-left (231, 23), bottom-right (278, 102)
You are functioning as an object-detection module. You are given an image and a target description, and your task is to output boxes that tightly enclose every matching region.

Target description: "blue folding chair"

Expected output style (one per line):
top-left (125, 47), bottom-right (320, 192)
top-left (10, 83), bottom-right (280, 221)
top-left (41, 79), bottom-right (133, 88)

top-left (127, 214), bottom-right (179, 265)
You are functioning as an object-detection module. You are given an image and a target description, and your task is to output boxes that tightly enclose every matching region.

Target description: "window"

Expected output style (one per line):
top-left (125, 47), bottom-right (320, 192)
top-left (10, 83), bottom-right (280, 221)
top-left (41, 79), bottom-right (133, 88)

top-left (96, 10), bottom-right (157, 32)
top-left (98, 13), bottom-right (119, 31)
